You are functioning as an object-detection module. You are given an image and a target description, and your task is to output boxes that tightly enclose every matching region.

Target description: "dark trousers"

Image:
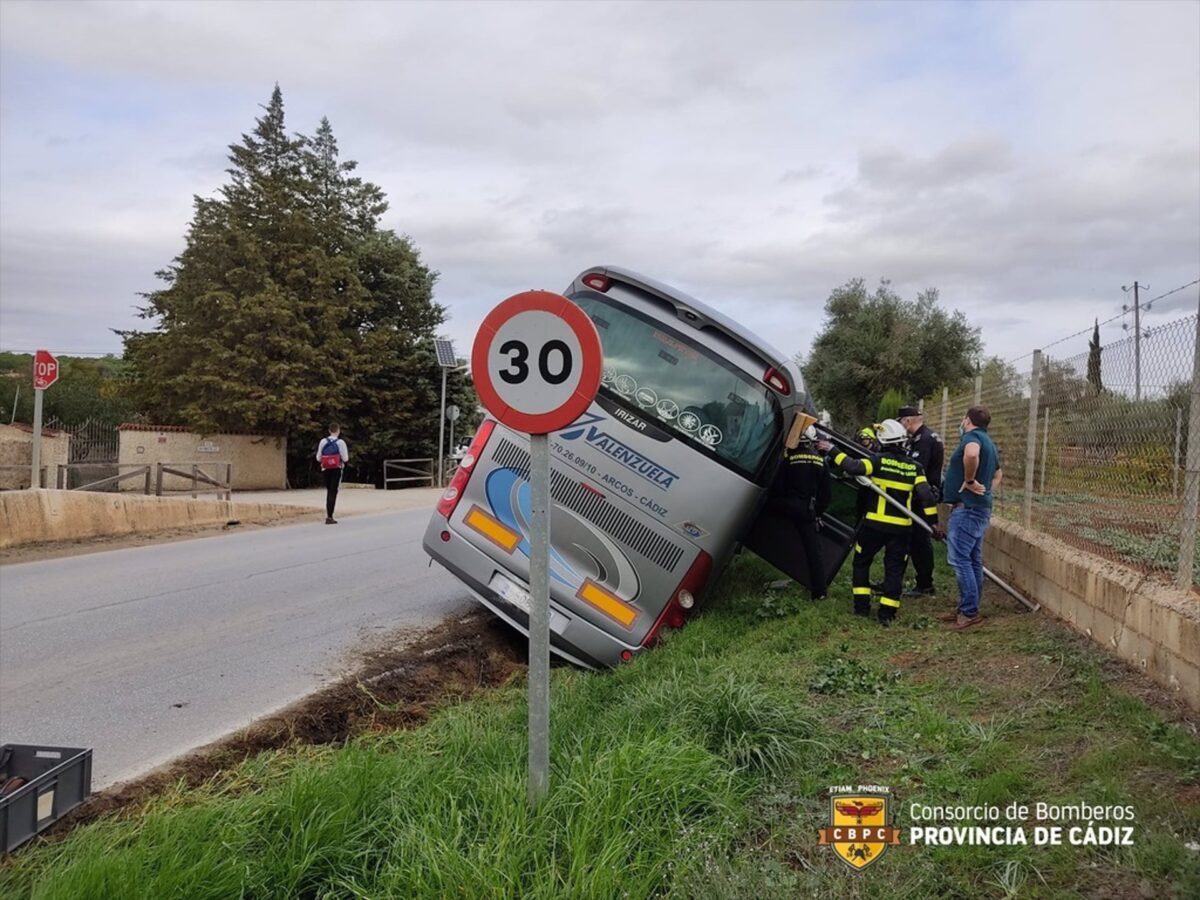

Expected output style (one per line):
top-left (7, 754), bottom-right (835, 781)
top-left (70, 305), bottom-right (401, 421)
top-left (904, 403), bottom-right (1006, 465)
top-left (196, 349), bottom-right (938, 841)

top-left (796, 517), bottom-right (828, 598)
top-left (323, 468), bottom-right (342, 517)
top-left (770, 498), bottom-right (827, 598)
top-left (852, 527), bottom-right (909, 610)
top-left (909, 526), bottom-right (935, 590)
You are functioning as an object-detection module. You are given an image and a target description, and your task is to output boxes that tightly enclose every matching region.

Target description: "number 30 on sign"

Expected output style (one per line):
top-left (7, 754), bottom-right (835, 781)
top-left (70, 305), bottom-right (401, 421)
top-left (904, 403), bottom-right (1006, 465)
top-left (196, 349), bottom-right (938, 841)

top-left (471, 291), bottom-right (603, 434)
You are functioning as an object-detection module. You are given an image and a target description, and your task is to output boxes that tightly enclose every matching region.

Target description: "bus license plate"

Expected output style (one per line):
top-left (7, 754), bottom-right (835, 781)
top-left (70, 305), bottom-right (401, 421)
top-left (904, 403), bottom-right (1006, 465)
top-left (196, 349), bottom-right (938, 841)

top-left (490, 572), bottom-right (531, 613)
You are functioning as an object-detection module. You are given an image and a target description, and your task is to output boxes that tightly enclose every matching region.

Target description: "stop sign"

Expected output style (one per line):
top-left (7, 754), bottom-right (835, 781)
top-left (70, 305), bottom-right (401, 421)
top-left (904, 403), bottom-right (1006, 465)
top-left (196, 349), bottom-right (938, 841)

top-left (33, 349), bottom-right (59, 390)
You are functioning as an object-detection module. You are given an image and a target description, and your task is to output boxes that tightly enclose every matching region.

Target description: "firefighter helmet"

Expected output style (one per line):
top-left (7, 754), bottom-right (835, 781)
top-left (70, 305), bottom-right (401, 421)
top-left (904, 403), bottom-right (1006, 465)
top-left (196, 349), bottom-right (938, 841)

top-left (876, 418), bottom-right (908, 446)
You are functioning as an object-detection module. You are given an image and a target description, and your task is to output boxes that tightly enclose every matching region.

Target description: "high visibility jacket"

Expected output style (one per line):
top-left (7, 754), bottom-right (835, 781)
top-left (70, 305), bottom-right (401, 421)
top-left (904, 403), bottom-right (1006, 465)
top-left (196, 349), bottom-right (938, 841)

top-left (831, 448), bottom-right (938, 534)
top-left (772, 445), bottom-right (832, 520)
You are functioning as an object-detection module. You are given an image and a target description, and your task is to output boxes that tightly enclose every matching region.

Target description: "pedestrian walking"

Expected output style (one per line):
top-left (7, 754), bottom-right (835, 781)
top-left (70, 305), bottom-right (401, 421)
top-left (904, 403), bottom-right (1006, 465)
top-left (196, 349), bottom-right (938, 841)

top-left (941, 407), bottom-right (1000, 630)
top-left (819, 419), bottom-right (942, 626)
top-left (898, 405), bottom-right (944, 596)
top-left (316, 423), bottom-right (349, 524)
top-left (766, 425), bottom-right (832, 600)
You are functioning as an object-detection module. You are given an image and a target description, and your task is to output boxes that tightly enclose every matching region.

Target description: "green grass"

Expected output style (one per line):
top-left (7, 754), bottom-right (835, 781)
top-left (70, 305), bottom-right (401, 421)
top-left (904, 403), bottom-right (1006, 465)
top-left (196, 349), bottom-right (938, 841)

top-left (2, 551), bottom-right (1198, 899)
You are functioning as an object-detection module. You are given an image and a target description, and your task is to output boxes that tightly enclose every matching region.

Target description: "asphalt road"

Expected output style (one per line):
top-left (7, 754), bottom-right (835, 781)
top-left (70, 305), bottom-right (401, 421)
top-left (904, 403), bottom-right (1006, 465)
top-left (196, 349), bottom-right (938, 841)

top-left (0, 506), bottom-right (473, 788)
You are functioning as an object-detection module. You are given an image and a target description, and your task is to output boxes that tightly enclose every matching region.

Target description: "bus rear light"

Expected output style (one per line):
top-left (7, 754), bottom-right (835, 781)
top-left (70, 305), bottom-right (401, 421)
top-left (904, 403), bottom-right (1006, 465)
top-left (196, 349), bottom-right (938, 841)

top-left (620, 649), bottom-right (633, 662)
top-left (576, 579), bottom-right (639, 628)
top-left (582, 273), bottom-right (611, 292)
top-left (642, 550), bottom-right (713, 647)
top-left (764, 367), bottom-right (790, 395)
top-left (439, 530), bottom-right (451, 542)
top-left (463, 505), bottom-right (521, 553)
top-left (436, 420), bottom-right (497, 519)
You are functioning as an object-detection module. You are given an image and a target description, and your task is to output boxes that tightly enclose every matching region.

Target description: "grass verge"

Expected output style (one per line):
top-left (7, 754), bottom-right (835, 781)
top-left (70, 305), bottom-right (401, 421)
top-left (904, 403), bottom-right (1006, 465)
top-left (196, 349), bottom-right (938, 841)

top-left (2, 549), bottom-right (1198, 898)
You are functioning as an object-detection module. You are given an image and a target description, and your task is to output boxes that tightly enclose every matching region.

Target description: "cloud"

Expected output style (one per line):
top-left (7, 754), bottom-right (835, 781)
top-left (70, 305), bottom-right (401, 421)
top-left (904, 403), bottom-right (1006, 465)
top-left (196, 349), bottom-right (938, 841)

top-left (0, 0), bottom-right (1196, 369)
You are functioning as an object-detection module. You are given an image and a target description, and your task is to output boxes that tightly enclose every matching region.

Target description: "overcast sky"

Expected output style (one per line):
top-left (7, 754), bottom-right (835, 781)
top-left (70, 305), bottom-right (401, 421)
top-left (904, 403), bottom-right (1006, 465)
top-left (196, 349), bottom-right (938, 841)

top-left (1, 0), bottom-right (1197, 368)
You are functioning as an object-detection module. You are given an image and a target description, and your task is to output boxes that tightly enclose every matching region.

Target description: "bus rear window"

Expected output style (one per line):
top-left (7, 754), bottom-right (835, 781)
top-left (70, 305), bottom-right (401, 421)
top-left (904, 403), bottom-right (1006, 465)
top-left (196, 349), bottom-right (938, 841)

top-left (574, 294), bottom-right (780, 477)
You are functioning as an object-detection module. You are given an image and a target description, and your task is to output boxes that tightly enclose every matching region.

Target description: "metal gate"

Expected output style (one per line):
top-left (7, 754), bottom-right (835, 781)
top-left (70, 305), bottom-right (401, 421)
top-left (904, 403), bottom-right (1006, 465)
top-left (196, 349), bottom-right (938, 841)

top-left (49, 418), bottom-right (120, 490)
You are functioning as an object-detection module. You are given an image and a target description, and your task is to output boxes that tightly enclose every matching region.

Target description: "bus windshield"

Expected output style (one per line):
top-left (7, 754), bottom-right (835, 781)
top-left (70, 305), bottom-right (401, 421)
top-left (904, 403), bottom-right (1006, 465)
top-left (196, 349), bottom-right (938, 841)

top-left (574, 294), bottom-right (780, 478)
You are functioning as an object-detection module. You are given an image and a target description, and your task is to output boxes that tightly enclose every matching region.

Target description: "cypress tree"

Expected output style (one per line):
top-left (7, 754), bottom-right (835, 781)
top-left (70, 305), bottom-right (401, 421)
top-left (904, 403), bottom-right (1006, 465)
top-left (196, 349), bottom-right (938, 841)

top-left (121, 86), bottom-right (463, 482)
top-left (1087, 318), bottom-right (1103, 394)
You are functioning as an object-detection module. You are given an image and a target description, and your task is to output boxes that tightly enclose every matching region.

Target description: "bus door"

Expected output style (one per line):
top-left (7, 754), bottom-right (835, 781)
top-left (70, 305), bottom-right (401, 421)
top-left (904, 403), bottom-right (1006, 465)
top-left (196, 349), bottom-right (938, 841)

top-left (743, 472), bottom-right (863, 589)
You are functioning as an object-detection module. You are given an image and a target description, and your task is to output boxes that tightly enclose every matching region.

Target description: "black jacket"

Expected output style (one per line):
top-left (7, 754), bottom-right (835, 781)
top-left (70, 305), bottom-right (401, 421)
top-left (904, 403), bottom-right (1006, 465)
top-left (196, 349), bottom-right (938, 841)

top-left (830, 447), bottom-right (938, 534)
top-left (908, 424), bottom-right (944, 497)
top-left (771, 446), bottom-right (832, 520)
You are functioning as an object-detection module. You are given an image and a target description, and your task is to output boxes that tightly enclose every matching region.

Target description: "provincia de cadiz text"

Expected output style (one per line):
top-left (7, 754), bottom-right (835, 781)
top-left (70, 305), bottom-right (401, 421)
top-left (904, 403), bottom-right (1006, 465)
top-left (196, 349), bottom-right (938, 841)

top-left (830, 785), bottom-right (1137, 848)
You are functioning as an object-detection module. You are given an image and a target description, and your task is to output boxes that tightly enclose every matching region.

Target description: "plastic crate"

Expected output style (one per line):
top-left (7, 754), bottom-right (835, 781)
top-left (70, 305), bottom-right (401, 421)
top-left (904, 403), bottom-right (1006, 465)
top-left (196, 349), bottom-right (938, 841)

top-left (0, 744), bottom-right (92, 853)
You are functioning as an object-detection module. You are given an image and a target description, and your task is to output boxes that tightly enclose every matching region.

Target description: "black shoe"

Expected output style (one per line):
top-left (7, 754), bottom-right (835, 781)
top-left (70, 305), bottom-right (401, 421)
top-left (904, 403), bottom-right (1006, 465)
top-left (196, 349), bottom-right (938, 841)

top-left (878, 606), bottom-right (897, 626)
top-left (904, 586), bottom-right (936, 598)
top-left (325, 517), bottom-right (338, 524)
top-left (854, 598), bottom-right (871, 617)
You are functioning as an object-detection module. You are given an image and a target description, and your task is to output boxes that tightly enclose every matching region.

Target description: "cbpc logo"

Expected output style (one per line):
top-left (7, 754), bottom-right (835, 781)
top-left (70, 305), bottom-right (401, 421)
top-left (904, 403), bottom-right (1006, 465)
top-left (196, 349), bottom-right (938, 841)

top-left (818, 785), bottom-right (901, 871)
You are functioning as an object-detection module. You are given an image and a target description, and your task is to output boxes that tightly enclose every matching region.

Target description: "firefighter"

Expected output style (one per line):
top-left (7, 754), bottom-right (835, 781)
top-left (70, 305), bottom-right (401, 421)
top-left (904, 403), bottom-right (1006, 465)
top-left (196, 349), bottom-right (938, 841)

top-left (856, 425), bottom-right (880, 452)
top-left (897, 405), bottom-right (944, 596)
top-left (818, 419), bottom-right (942, 626)
top-left (767, 425), bottom-right (832, 600)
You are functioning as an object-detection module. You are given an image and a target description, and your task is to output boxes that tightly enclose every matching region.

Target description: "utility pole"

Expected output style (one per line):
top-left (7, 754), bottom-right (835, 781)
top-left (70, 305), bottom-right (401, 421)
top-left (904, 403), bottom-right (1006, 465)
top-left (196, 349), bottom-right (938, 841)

top-left (1122, 281), bottom-right (1146, 401)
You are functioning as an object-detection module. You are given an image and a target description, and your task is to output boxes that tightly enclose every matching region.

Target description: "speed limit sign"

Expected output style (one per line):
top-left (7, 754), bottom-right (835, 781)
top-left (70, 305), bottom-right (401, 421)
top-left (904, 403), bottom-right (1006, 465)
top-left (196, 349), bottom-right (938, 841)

top-left (471, 289), bottom-right (603, 808)
top-left (471, 290), bottom-right (603, 434)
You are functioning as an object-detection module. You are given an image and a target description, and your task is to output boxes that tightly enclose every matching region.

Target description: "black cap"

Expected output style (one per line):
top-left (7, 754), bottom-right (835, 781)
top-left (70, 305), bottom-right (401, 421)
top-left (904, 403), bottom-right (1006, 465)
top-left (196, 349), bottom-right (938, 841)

top-left (897, 406), bottom-right (920, 418)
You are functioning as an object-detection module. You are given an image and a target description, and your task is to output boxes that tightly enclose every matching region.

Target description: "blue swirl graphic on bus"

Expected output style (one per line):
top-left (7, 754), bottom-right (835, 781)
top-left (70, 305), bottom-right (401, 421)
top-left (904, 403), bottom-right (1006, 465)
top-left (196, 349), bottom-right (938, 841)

top-left (557, 414), bottom-right (679, 491)
top-left (484, 467), bottom-right (580, 588)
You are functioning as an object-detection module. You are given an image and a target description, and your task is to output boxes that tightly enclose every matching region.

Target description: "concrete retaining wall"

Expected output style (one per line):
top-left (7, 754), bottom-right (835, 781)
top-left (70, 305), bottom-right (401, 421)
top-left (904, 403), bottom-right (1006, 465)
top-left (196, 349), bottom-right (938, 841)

top-left (985, 516), bottom-right (1199, 707)
top-left (0, 490), bottom-right (309, 549)
top-left (118, 426), bottom-right (286, 491)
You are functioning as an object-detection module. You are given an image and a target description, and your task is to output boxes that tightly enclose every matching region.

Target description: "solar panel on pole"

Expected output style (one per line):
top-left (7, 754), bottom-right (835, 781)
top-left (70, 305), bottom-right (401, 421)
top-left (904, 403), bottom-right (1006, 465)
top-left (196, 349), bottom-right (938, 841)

top-left (434, 338), bottom-right (458, 368)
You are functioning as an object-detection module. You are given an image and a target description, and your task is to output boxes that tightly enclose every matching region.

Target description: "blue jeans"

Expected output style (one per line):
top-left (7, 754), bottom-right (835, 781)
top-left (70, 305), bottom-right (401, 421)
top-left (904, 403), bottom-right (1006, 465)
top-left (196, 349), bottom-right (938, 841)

top-left (947, 506), bottom-right (991, 618)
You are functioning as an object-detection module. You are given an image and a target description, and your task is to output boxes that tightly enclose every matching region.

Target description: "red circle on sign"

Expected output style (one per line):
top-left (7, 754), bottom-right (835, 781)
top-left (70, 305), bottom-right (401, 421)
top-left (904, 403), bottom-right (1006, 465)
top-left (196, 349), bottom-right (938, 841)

top-left (471, 290), bottom-right (603, 434)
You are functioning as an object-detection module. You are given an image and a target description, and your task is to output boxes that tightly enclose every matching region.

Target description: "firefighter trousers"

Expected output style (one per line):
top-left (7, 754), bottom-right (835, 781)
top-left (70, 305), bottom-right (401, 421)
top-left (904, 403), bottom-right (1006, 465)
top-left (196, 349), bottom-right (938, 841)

top-left (909, 526), bottom-right (934, 591)
top-left (852, 527), bottom-right (909, 610)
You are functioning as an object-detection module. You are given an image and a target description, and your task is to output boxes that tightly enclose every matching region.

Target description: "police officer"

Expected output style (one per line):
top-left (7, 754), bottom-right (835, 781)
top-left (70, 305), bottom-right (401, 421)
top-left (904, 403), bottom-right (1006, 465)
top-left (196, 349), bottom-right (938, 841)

top-left (897, 406), bottom-right (944, 596)
top-left (819, 419), bottom-right (941, 626)
top-left (767, 425), bottom-right (832, 600)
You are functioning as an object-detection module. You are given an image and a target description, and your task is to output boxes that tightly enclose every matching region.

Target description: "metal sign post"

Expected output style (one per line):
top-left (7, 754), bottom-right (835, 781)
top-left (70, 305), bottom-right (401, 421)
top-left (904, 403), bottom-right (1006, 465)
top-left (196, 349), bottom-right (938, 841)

top-left (471, 290), bottom-right (603, 807)
top-left (31, 350), bottom-right (59, 489)
top-left (434, 337), bottom-right (458, 487)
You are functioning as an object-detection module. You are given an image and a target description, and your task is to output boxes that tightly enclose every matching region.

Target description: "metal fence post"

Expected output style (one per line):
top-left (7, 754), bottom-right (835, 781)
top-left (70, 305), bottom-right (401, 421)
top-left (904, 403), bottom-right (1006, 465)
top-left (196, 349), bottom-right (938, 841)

top-left (156, 463), bottom-right (164, 497)
top-left (974, 374), bottom-right (983, 407)
top-left (940, 387), bottom-right (949, 441)
top-left (144, 466), bottom-right (151, 495)
top-left (1039, 409), bottom-right (1051, 493)
top-left (1174, 407), bottom-right (1183, 500)
top-left (918, 398), bottom-right (924, 414)
top-left (1024, 350), bottom-right (1042, 528)
top-left (1177, 314), bottom-right (1200, 590)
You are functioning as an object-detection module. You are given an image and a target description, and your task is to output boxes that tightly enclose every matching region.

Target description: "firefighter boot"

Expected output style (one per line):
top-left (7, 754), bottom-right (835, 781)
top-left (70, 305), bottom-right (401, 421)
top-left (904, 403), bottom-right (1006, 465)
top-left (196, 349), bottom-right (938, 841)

top-left (854, 597), bottom-right (871, 617)
top-left (877, 605), bottom-right (897, 627)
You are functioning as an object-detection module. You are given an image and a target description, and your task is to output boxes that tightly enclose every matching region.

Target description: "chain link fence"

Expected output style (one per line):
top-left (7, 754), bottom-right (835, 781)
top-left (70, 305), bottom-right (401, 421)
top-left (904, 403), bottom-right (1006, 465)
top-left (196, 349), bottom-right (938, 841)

top-left (923, 312), bottom-right (1199, 590)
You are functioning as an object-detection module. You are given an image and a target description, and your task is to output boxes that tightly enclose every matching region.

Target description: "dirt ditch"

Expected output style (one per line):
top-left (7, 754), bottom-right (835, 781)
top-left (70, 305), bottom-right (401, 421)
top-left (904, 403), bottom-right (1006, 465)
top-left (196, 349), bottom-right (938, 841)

top-left (45, 611), bottom-right (528, 840)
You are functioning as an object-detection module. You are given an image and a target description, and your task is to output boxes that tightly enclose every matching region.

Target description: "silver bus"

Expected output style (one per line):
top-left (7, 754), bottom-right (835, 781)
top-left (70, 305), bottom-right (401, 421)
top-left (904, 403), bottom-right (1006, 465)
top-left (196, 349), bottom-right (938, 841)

top-left (423, 266), bottom-right (859, 668)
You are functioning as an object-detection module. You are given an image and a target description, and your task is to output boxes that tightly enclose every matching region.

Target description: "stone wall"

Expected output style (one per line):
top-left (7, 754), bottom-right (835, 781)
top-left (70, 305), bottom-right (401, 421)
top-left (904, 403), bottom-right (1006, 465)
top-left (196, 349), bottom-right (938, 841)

top-left (0, 489), bottom-right (309, 548)
top-left (985, 516), bottom-right (1199, 708)
top-left (0, 423), bottom-right (70, 489)
top-left (118, 425), bottom-right (286, 491)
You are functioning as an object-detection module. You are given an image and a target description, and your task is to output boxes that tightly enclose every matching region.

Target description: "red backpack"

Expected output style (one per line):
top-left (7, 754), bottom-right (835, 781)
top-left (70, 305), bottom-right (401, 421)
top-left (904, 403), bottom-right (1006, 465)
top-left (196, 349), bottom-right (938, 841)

top-left (320, 437), bottom-right (343, 470)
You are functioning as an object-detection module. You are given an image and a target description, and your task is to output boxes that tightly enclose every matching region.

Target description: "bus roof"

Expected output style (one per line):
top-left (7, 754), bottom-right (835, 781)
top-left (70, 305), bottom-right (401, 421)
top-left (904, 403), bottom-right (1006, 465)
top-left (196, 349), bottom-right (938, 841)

top-left (580, 265), bottom-right (793, 374)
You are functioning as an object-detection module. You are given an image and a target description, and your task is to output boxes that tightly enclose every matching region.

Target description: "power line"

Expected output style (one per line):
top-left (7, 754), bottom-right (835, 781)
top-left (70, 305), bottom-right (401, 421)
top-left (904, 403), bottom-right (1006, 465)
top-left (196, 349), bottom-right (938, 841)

top-left (1002, 277), bottom-right (1199, 363)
